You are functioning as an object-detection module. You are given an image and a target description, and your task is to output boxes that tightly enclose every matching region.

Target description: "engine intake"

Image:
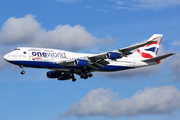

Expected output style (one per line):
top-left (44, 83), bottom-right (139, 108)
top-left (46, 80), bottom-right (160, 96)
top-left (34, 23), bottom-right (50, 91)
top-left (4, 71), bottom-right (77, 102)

top-left (106, 52), bottom-right (122, 59)
top-left (47, 71), bottom-right (60, 78)
top-left (75, 59), bottom-right (89, 66)
top-left (47, 71), bottom-right (71, 80)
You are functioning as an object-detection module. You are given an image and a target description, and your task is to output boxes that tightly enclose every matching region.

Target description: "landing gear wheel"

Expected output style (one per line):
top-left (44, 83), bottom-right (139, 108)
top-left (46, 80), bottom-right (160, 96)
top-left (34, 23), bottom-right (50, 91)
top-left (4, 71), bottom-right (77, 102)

top-left (21, 71), bottom-right (25, 75)
top-left (80, 75), bottom-right (84, 79)
top-left (20, 65), bottom-right (25, 75)
top-left (72, 78), bottom-right (76, 82)
top-left (80, 74), bottom-right (91, 79)
top-left (84, 75), bottom-right (88, 79)
top-left (88, 73), bottom-right (93, 77)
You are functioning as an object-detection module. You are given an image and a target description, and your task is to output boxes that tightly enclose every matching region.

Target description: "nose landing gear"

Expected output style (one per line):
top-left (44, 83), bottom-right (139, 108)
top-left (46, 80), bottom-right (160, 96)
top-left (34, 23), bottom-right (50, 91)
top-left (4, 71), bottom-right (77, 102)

top-left (21, 71), bottom-right (25, 75)
top-left (20, 65), bottom-right (25, 75)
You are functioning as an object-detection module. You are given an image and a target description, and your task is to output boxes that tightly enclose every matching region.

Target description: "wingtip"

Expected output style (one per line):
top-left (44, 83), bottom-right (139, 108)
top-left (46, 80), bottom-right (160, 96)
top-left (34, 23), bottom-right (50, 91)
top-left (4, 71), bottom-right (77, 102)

top-left (171, 53), bottom-right (176, 55)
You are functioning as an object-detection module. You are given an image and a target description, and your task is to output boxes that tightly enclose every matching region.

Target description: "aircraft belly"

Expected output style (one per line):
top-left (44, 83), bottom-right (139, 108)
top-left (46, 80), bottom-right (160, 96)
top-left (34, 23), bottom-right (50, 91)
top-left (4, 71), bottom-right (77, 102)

top-left (8, 60), bottom-right (135, 72)
top-left (8, 60), bottom-right (85, 70)
top-left (98, 61), bottom-right (135, 71)
top-left (98, 65), bottom-right (134, 71)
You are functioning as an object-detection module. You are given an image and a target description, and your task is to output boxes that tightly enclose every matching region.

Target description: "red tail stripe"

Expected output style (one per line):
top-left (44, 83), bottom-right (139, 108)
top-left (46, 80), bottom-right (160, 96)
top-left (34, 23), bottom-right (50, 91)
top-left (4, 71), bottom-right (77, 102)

top-left (145, 37), bottom-right (162, 47)
top-left (145, 41), bottom-right (159, 47)
top-left (152, 37), bottom-right (158, 41)
top-left (137, 49), bottom-right (153, 58)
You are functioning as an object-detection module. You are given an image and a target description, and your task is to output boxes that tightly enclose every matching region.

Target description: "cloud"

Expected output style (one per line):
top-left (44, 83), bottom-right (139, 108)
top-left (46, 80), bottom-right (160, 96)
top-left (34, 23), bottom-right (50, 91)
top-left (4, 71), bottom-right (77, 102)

top-left (62, 85), bottom-right (180, 117)
top-left (0, 14), bottom-right (106, 69)
top-left (169, 41), bottom-right (180, 81)
top-left (171, 40), bottom-right (180, 46)
top-left (0, 14), bottom-right (96, 51)
top-left (0, 15), bottom-right (41, 45)
top-left (170, 53), bottom-right (180, 81)
top-left (116, 0), bottom-right (124, 5)
top-left (57, 0), bottom-right (82, 4)
top-left (110, 0), bottom-right (180, 10)
top-left (132, 0), bottom-right (180, 9)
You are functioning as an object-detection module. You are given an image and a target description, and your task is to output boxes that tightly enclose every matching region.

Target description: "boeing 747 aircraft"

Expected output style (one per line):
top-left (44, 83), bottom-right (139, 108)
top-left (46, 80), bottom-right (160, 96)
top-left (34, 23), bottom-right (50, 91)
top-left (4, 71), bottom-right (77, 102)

top-left (3, 34), bottom-right (175, 82)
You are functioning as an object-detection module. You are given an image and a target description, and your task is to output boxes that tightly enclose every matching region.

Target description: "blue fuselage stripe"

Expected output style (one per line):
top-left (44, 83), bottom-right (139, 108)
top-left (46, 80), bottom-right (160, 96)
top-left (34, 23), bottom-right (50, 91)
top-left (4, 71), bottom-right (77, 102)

top-left (8, 61), bottom-right (134, 71)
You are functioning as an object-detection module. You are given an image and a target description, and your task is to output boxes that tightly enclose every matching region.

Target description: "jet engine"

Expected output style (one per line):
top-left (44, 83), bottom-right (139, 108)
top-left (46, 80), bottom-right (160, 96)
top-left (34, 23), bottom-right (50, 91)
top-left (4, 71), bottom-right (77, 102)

top-left (74, 59), bottom-right (89, 66)
top-left (57, 74), bottom-right (72, 80)
top-left (46, 71), bottom-right (71, 80)
top-left (106, 52), bottom-right (122, 59)
top-left (47, 71), bottom-right (60, 78)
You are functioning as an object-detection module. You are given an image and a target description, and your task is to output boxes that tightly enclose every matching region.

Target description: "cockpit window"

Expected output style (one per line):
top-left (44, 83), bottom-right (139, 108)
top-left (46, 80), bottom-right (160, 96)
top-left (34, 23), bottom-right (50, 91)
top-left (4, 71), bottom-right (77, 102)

top-left (14, 48), bottom-right (20, 50)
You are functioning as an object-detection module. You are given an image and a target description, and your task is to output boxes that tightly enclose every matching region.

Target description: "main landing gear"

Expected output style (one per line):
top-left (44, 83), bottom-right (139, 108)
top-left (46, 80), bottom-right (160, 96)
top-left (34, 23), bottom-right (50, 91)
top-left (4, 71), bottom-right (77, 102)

top-left (71, 74), bottom-right (76, 82)
top-left (80, 73), bottom-right (93, 79)
top-left (72, 78), bottom-right (76, 82)
top-left (20, 65), bottom-right (25, 75)
top-left (71, 72), bottom-right (93, 82)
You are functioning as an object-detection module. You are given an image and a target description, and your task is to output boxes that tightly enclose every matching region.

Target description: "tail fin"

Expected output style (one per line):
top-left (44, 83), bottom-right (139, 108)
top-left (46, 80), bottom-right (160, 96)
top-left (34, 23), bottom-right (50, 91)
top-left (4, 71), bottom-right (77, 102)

top-left (132, 34), bottom-right (163, 59)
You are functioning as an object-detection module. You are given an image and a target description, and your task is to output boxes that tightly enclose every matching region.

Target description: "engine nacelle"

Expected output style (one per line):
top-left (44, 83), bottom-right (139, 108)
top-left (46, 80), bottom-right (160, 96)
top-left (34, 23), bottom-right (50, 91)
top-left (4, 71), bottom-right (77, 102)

top-left (47, 71), bottom-right (60, 78)
top-left (106, 52), bottom-right (122, 59)
top-left (75, 59), bottom-right (89, 66)
top-left (58, 74), bottom-right (72, 80)
top-left (47, 71), bottom-right (72, 80)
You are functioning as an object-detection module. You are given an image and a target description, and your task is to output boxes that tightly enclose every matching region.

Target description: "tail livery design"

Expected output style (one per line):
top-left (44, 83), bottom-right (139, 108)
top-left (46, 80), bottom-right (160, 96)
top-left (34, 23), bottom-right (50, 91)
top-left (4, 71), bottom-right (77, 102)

top-left (135, 34), bottom-right (162, 59)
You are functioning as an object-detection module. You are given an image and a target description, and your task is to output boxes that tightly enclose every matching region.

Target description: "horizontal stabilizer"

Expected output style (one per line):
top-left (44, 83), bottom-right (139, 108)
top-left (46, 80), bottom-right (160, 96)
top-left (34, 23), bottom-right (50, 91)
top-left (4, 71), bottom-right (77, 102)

top-left (142, 53), bottom-right (175, 62)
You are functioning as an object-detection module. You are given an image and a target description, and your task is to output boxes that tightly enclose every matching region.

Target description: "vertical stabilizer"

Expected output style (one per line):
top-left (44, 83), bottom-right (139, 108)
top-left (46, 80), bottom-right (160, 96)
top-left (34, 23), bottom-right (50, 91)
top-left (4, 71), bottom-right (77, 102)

top-left (132, 34), bottom-right (163, 59)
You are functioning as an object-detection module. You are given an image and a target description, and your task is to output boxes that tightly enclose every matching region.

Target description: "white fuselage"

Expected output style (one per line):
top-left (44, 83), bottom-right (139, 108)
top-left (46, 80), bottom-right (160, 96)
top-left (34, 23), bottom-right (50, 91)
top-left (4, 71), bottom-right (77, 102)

top-left (3, 47), bottom-right (157, 72)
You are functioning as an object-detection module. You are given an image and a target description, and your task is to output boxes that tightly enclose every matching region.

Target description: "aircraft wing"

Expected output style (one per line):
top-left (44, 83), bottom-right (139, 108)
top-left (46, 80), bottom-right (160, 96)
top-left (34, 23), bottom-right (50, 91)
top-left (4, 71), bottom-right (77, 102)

top-left (87, 40), bottom-right (158, 62)
top-left (56, 59), bottom-right (109, 70)
top-left (56, 40), bottom-right (158, 69)
top-left (118, 40), bottom-right (157, 52)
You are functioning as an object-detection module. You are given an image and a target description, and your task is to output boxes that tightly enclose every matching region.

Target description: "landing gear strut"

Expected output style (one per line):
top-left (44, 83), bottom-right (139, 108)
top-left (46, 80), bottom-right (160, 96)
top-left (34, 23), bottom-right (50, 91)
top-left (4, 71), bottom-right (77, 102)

top-left (71, 74), bottom-right (76, 82)
top-left (20, 65), bottom-right (25, 75)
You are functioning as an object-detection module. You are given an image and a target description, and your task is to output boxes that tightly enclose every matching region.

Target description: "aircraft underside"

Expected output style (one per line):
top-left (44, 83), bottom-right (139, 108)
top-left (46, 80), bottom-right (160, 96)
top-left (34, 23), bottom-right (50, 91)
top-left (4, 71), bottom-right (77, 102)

top-left (8, 60), bottom-right (134, 82)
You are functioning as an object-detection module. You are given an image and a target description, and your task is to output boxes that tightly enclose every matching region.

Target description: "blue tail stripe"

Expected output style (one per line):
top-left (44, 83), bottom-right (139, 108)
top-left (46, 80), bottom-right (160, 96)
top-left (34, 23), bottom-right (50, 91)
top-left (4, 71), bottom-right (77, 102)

top-left (156, 48), bottom-right (159, 54)
top-left (145, 47), bottom-right (156, 52)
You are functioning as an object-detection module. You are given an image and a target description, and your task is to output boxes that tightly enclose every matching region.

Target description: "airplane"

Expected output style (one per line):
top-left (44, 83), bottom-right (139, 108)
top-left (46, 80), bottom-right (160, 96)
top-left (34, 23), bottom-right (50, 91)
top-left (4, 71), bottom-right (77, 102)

top-left (3, 34), bottom-right (175, 82)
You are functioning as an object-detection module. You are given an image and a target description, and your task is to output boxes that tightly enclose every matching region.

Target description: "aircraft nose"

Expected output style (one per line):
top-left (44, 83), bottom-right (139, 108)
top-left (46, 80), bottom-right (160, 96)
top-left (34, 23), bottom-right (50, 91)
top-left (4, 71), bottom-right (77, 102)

top-left (3, 54), bottom-right (9, 61)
